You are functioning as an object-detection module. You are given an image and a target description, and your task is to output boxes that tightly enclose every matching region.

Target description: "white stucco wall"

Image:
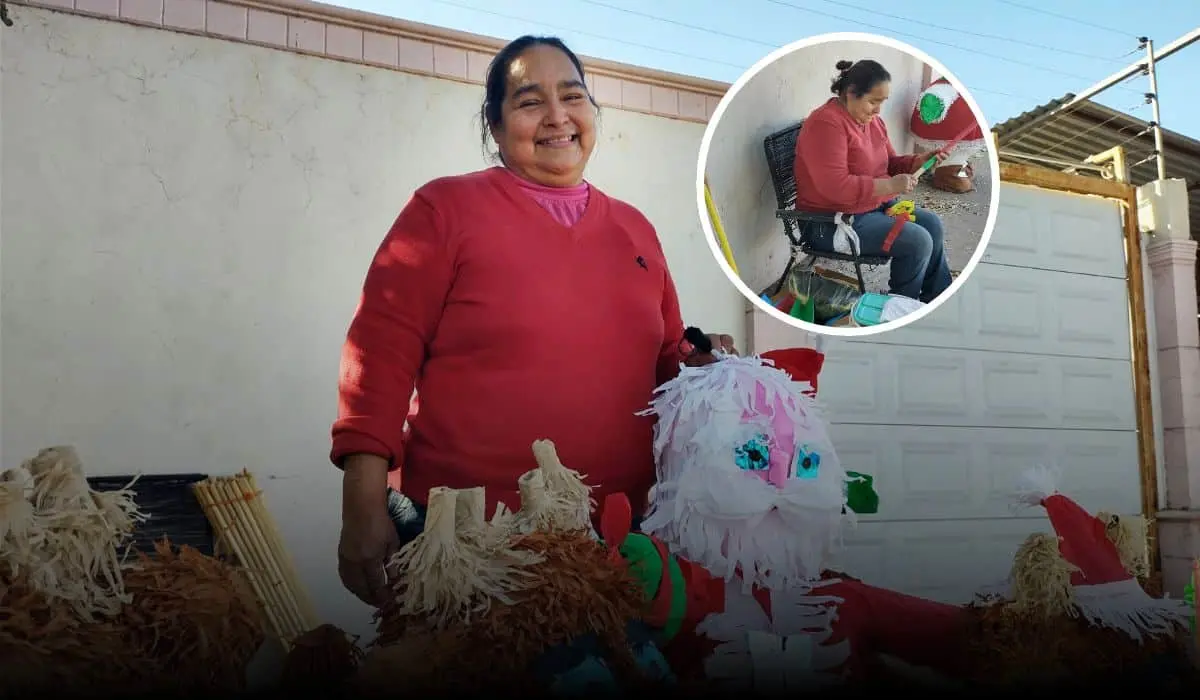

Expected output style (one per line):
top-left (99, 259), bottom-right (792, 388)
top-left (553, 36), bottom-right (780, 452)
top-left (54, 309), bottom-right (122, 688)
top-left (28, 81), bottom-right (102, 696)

top-left (703, 42), bottom-right (925, 292)
top-left (0, 7), bottom-right (742, 646)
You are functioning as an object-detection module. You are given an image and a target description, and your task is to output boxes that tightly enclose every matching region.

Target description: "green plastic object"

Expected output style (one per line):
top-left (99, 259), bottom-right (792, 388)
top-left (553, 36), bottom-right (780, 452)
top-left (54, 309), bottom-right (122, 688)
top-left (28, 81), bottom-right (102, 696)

top-left (789, 296), bottom-right (816, 323)
top-left (918, 92), bottom-right (945, 125)
top-left (845, 471), bottom-right (879, 514)
top-left (850, 292), bottom-right (891, 327)
top-left (1185, 572), bottom-right (1196, 635)
top-left (617, 533), bottom-right (687, 642)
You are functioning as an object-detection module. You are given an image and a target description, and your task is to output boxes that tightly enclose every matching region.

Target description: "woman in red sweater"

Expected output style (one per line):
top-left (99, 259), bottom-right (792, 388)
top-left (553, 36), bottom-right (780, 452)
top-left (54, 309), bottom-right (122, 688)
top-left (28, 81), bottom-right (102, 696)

top-left (794, 60), bottom-right (953, 303)
top-left (331, 35), bottom-right (735, 608)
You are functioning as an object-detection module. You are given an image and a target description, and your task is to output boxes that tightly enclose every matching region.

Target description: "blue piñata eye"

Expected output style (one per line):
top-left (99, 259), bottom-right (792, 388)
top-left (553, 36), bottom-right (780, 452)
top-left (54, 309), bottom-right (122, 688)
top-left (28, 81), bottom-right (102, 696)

top-left (795, 446), bottom-right (821, 480)
top-left (734, 435), bottom-right (771, 471)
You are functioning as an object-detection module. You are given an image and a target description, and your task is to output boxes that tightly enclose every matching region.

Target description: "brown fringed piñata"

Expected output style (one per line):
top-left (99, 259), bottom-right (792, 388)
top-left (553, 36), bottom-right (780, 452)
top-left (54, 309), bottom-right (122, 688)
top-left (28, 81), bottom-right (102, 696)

top-left (957, 467), bottom-right (1194, 688)
top-left (356, 439), bottom-right (656, 694)
top-left (0, 446), bottom-right (265, 696)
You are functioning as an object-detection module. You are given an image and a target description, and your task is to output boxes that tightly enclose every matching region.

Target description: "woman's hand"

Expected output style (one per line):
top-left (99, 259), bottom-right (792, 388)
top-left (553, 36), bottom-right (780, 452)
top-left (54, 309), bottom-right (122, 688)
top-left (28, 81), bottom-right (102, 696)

top-left (683, 333), bottom-right (739, 367)
top-left (913, 150), bottom-right (948, 169)
top-left (338, 454), bottom-right (400, 607)
top-left (889, 173), bottom-right (917, 195)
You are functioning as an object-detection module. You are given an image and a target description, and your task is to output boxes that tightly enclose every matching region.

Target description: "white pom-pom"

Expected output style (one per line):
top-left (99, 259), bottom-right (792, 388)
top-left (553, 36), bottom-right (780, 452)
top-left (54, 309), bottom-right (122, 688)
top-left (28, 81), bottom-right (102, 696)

top-left (1013, 465), bottom-right (1061, 508)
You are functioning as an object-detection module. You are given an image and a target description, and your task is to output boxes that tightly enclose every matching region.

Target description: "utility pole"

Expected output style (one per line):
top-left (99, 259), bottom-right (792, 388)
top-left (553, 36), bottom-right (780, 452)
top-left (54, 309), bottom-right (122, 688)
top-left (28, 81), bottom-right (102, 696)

top-left (1142, 37), bottom-right (1167, 181)
top-left (1055, 27), bottom-right (1200, 113)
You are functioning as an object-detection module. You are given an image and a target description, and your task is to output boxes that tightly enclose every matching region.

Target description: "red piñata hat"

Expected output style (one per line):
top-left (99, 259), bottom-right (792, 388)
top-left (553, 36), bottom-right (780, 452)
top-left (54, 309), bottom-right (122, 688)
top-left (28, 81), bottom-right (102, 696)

top-left (760, 347), bottom-right (825, 398)
top-left (1014, 466), bottom-right (1190, 641)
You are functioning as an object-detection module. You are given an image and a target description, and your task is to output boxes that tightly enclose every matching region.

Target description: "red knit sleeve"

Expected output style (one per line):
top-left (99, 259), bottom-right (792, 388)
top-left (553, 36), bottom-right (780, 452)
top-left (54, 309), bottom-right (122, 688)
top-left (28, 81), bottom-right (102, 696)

top-left (330, 192), bottom-right (455, 471)
top-left (656, 272), bottom-right (686, 385)
top-left (655, 245), bottom-right (686, 386)
top-left (884, 122), bottom-right (920, 175)
top-left (796, 115), bottom-right (876, 212)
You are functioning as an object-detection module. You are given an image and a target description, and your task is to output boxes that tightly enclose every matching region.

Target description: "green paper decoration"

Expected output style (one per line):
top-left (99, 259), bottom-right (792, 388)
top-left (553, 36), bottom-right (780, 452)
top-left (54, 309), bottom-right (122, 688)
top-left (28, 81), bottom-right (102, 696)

top-left (918, 93), bottom-right (945, 125)
top-left (617, 533), bottom-right (687, 642)
top-left (1185, 572), bottom-right (1196, 635)
top-left (846, 471), bottom-right (879, 514)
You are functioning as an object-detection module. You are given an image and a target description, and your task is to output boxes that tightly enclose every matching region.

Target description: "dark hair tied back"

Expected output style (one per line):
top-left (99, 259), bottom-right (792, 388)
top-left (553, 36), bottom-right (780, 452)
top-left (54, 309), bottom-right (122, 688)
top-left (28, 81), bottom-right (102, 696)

top-left (478, 35), bottom-right (599, 161)
top-left (830, 59), bottom-right (891, 98)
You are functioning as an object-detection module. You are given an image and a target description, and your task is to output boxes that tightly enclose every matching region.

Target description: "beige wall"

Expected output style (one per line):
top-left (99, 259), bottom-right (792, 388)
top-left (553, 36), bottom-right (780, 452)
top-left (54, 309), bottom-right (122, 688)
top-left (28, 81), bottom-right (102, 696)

top-left (703, 42), bottom-right (926, 293)
top-left (0, 4), bottom-right (742, 646)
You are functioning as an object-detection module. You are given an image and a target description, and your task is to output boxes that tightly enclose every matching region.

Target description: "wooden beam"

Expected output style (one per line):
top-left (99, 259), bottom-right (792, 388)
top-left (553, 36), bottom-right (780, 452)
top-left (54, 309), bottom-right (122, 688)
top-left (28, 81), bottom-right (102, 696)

top-left (1000, 162), bottom-right (1133, 201)
top-left (1123, 188), bottom-right (1161, 579)
top-left (1001, 157), bottom-right (1158, 578)
top-left (1085, 145), bottom-right (1130, 184)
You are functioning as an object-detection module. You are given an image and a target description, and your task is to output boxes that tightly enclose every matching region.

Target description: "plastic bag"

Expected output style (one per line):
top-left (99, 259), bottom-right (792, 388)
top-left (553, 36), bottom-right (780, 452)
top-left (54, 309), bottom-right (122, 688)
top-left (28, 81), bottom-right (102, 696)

top-left (830, 214), bottom-right (861, 256)
top-left (785, 269), bottom-right (861, 325)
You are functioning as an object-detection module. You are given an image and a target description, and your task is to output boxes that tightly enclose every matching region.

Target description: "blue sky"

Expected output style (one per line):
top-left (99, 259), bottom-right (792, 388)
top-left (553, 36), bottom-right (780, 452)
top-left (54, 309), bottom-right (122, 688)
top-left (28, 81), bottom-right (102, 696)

top-left (330, 0), bottom-right (1200, 140)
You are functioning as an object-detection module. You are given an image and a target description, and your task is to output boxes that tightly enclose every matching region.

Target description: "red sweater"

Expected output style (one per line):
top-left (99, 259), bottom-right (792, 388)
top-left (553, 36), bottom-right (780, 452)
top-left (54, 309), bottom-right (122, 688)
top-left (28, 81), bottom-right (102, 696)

top-left (794, 98), bottom-right (919, 215)
top-left (332, 167), bottom-right (686, 515)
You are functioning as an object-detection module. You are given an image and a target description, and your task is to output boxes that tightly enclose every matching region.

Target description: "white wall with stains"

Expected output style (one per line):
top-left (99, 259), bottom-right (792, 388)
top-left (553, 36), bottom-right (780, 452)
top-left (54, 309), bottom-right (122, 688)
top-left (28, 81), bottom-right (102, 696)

top-left (0, 7), bottom-right (743, 649)
top-left (702, 42), bottom-right (926, 293)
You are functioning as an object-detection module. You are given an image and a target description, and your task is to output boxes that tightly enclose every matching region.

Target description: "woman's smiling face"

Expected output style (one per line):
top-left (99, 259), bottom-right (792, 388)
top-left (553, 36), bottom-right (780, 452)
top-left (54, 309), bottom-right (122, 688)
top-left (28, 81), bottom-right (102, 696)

top-left (491, 44), bottom-right (598, 187)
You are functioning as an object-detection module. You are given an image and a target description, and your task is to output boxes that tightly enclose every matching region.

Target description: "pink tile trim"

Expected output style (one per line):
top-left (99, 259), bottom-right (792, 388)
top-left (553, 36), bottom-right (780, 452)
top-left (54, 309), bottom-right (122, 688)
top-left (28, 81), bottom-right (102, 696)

top-left (206, 0), bottom-right (246, 40)
top-left (362, 31), bottom-right (399, 68)
top-left (288, 16), bottom-right (325, 53)
top-left (163, 0), bottom-right (204, 31)
top-left (75, 0), bottom-right (117, 15)
top-left (246, 8), bottom-right (286, 45)
top-left (325, 23), bottom-right (363, 60)
top-left (15, 0), bottom-right (725, 123)
top-left (120, 0), bottom-right (163, 23)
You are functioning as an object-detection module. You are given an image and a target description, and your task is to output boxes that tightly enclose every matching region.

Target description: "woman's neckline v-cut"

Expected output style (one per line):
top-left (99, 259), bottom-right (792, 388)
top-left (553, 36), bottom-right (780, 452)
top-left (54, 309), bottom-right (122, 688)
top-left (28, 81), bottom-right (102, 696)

top-left (488, 166), bottom-right (603, 236)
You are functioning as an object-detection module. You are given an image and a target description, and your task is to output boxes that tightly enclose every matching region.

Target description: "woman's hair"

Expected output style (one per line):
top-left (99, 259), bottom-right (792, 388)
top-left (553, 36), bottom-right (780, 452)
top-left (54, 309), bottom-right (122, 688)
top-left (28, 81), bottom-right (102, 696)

top-left (830, 59), bottom-right (891, 98)
top-left (479, 35), bottom-right (600, 159)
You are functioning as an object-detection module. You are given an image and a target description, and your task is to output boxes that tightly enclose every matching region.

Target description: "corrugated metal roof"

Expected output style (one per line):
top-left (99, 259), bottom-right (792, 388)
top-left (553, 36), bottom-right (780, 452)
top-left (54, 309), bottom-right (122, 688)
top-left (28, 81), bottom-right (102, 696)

top-left (992, 94), bottom-right (1200, 242)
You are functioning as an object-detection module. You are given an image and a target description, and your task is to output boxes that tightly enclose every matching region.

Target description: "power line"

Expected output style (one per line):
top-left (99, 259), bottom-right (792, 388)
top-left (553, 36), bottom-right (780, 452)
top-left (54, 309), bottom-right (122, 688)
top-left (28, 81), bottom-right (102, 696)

top-left (991, 0), bottom-right (1134, 38)
top-left (573, 0), bottom-right (1048, 103)
top-left (805, 0), bottom-right (1124, 62)
top-left (1032, 100), bottom-right (1149, 158)
top-left (1004, 72), bottom-right (1149, 156)
top-left (424, 0), bottom-right (1054, 105)
top-left (764, 0), bottom-right (1144, 92)
top-left (574, 0), bottom-right (775, 49)
top-left (428, 0), bottom-right (749, 70)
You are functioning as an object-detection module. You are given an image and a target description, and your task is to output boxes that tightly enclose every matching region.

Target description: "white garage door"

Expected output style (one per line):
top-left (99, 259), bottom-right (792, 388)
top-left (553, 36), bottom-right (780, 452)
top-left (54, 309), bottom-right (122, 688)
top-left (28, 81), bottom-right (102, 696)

top-left (819, 182), bottom-right (1141, 603)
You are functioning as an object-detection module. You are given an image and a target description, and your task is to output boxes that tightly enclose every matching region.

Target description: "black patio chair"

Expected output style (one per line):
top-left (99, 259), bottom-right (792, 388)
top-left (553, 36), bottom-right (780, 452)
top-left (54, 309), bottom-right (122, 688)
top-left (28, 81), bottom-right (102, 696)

top-left (763, 121), bottom-right (890, 295)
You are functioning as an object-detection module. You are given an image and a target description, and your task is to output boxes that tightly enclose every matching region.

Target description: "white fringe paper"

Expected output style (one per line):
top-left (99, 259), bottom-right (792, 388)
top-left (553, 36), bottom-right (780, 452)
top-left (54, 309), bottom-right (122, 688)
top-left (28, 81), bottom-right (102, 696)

top-left (638, 354), bottom-right (852, 592)
top-left (1070, 578), bottom-right (1192, 643)
top-left (1013, 464), bottom-right (1062, 509)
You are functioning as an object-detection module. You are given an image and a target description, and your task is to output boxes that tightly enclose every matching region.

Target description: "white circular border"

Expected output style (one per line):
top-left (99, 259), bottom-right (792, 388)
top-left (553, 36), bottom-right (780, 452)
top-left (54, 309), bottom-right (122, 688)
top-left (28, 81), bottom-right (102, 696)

top-left (695, 31), bottom-right (1002, 339)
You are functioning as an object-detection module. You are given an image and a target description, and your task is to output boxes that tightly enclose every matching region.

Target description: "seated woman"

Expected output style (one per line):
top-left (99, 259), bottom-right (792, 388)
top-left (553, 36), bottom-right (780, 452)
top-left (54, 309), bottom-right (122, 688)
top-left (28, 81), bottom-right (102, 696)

top-left (794, 59), bottom-right (953, 304)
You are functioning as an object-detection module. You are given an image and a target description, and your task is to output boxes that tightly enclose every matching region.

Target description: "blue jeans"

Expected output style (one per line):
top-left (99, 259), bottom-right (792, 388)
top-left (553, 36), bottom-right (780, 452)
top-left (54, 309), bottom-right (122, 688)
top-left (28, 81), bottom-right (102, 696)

top-left (810, 201), bottom-right (953, 302)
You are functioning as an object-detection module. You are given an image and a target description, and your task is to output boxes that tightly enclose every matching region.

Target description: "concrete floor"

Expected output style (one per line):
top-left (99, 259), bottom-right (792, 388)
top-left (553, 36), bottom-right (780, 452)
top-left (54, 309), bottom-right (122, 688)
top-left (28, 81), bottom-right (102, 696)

top-left (818, 154), bottom-right (992, 295)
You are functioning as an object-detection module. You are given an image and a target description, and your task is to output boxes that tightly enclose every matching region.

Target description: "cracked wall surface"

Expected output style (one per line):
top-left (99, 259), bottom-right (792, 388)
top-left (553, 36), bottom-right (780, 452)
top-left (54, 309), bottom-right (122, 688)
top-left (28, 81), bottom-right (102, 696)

top-left (0, 6), bottom-right (741, 648)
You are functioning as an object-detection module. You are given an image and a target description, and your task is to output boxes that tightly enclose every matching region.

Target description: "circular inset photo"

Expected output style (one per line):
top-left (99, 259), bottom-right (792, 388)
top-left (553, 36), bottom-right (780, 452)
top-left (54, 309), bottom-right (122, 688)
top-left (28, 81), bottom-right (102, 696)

top-left (697, 32), bottom-right (999, 337)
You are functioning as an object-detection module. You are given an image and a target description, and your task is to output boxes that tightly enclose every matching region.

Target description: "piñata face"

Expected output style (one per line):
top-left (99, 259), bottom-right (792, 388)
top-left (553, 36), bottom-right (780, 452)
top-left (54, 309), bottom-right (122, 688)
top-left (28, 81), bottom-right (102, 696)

top-left (639, 355), bottom-right (850, 590)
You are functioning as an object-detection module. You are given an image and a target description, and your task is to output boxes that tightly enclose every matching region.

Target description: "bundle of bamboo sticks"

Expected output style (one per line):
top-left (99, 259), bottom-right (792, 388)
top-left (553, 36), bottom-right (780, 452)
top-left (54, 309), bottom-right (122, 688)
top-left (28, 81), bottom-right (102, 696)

top-left (192, 471), bottom-right (319, 648)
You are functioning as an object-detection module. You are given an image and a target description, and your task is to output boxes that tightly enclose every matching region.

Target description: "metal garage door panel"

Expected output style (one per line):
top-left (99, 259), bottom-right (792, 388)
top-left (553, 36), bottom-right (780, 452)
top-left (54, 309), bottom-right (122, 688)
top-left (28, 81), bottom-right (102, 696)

top-left (831, 518), bottom-right (1051, 603)
top-left (829, 262), bottom-right (1132, 360)
top-left (983, 183), bottom-right (1127, 278)
top-left (827, 424), bottom-right (1141, 521)
top-left (817, 345), bottom-right (1135, 430)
